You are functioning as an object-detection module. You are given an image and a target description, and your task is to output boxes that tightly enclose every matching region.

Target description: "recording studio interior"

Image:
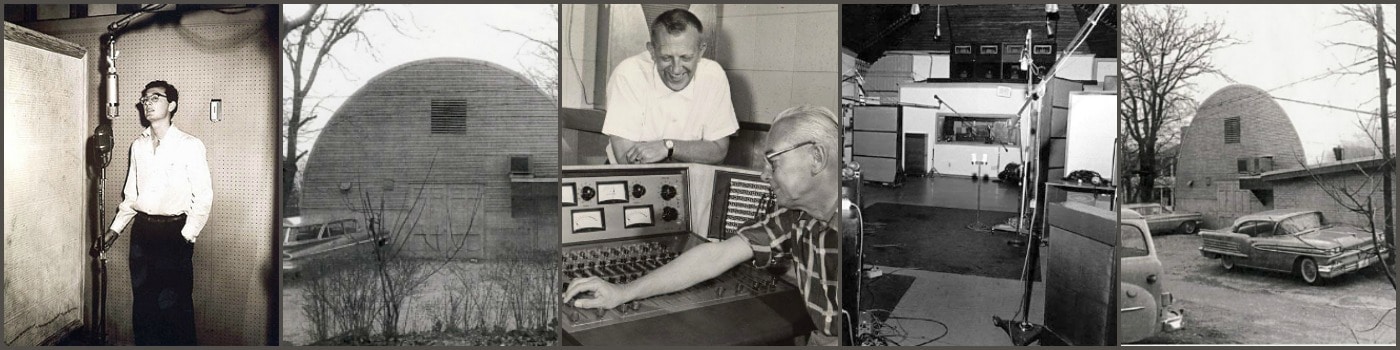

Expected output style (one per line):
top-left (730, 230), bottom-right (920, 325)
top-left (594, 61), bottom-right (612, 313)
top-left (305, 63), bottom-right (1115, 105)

top-left (4, 4), bottom-right (280, 346)
top-left (559, 4), bottom-right (839, 345)
top-left (840, 4), bottom-right (1120, 346)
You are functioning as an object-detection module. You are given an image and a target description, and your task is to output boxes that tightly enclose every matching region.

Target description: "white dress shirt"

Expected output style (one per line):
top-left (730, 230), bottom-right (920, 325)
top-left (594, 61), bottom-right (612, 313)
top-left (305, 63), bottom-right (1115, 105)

top-left (601, 51), bottom-right (739, 162)
top-left (109, 125), bottom-right (213, 243)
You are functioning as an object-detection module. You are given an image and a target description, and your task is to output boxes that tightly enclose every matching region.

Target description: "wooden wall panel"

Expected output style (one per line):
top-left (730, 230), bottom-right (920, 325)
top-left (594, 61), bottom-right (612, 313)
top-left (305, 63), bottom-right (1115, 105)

top-left (3, 25), bottom-right (88, 347)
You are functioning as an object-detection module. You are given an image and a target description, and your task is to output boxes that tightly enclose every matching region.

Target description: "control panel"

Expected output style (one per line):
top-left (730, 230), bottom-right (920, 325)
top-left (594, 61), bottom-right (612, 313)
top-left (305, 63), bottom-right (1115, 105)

top-left (560, 232), bottom-right (791, 334)
top-left (561, 167), bottom-right (687, 245)
top-left (558, 165), bottom-right (807, 345)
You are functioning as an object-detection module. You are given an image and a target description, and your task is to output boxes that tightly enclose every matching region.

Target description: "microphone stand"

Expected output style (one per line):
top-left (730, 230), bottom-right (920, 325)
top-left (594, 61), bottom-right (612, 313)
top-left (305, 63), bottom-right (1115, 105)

top-left (966, 155), bottom-right (991, 232)
top-left (88, 36), bottom-right (117, 346)
top-left (88, 5), bottom-right (163, 343)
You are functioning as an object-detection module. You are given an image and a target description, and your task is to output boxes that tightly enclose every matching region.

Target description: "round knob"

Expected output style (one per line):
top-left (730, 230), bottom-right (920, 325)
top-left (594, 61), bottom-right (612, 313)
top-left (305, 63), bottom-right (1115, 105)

top-left (660, 184), bottom-right (678, 200)
top-left (580, 186), bottom-right (596, 201)
top-left (662, 207), bottom-right (679, 222)
top-left (632, 184), bottom-right (647, 198)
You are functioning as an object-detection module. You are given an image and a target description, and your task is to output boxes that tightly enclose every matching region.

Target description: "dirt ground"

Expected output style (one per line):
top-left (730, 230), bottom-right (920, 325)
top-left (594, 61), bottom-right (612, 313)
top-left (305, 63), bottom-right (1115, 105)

top-left (1138, 234), bottom-right (1396, 345)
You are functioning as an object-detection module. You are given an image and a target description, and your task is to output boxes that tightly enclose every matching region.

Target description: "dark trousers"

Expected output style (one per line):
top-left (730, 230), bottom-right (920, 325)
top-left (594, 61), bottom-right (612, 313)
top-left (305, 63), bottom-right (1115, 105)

top-left (130, 213), bottom-right (196, 345)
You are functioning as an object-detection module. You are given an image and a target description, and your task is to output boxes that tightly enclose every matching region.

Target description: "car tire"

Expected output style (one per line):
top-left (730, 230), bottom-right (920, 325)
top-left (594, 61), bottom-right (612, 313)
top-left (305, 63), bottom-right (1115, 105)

top-left (1178, 221), bottom-right (1199, 235)
top-left (1298, 258), bottom-right (1323, 285)
top-left (1221, 256), bottom-right (1236, 270)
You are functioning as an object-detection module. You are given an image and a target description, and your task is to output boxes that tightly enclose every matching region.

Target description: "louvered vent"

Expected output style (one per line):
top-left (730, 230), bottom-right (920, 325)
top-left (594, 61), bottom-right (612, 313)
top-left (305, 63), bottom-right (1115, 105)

top-left (431, 99), bottom-right (468, 134)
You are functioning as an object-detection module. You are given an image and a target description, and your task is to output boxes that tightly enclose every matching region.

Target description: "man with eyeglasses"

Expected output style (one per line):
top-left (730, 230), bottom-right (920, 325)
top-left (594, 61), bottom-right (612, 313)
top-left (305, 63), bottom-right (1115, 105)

top-left (106, 80), bottom-right (212, 345)
top-left (602, 8), bottom-right (737, 165)
top-left (565, 105), bottom-right (842, 345)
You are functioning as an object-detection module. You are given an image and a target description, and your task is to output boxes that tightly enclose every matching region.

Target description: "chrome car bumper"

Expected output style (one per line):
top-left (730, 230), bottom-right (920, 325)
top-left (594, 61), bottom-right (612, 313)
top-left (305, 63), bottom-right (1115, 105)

top-left (1319, 251), bottom-right (1384, 278)
top-left (1161, 309), bottom-right (1185, 332)
top-left (1160, 292), bottom-right (1184, 332)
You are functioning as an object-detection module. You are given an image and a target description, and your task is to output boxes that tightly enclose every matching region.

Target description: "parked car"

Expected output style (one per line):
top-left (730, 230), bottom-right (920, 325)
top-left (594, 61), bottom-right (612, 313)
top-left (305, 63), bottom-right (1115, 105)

top-left (281, 216), bottom-right (383, 276)
top-left (1119, 210), bottom-right (1185, 343)
top-left (1198, 209), bottom-right (1387, 285)
top-left (1123, 203), bottom-right (1203, 235)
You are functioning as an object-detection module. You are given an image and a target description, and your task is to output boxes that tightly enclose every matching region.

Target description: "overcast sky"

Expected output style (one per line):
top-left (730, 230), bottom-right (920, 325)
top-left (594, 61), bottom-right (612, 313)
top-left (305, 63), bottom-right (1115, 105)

top-left (282, 4), bottom-right (556, 153)
top-left (1170, 4), bottom-right (1396, 163)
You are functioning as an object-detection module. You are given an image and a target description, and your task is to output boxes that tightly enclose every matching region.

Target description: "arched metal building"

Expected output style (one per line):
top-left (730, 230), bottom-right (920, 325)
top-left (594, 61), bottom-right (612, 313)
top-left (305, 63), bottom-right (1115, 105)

top-left (299, 58), bottom-right (558, 258)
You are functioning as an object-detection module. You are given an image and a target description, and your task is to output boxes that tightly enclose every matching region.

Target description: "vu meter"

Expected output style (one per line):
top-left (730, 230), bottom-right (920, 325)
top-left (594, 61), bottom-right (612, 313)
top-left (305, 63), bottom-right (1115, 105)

top-left (597, 181), bottom-right (628, 204)
top-left (624, 205), bottom-right (654, 228)
top-left (572, 209), bottom-right (605, 233)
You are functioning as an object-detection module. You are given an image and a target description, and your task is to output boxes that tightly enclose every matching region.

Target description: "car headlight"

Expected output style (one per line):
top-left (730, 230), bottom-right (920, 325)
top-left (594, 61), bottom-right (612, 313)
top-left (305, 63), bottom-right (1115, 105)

top-left (1323, 247), bottom-right (1341, 255)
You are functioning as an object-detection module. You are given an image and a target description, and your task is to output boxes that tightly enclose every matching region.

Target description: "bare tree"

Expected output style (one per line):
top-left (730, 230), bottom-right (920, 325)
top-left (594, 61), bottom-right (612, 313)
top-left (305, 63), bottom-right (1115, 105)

top-left (1327, 4), bottom-right (1397, 84)
top-left (491, 5), bottom-right (559, 100)
top-left (1120, 4), bottom-right (1239, 203)
top-left (342, 153), bottom-right (483, 340)
top-left (1327, 4), bottom-right (1396, 262)
top-left (281, 5), bottom-right (408, 216)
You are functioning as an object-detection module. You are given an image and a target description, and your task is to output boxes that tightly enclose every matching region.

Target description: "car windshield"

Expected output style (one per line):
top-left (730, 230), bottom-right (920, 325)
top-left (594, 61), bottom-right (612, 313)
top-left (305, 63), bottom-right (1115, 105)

top-left (1278, 212), bottom-right (1325, 235)
top-left (1120, 224), bottom-right (1150, 258)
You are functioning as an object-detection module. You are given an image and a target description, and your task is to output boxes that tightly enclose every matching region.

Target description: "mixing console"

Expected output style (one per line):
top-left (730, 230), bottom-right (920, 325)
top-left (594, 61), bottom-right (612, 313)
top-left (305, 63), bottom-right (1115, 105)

top-left (560, 232), bottom-right (792, 333)
top-left (558, 165), bottom-right (811, 345)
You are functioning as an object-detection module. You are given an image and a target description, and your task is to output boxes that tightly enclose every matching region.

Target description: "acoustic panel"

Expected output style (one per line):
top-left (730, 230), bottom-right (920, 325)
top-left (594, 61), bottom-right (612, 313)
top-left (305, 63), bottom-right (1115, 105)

top-left (1044, 202), bottom-right (1117, 345)
top-left (3, 31), bottom-right (88, 347)
top-left (852, 131), bottom-right (898, 158)
top-left (1065, 93), bottom-right (1118, 182)
top-left (852, 156), bottom-right (900, 184)
top-left (851, 105), bottom-right (899, 132)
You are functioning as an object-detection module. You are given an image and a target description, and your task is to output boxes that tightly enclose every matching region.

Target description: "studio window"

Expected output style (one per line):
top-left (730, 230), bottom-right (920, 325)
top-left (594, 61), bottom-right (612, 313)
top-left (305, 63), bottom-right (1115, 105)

top-left (939, 115), bottom-right (1019, 146)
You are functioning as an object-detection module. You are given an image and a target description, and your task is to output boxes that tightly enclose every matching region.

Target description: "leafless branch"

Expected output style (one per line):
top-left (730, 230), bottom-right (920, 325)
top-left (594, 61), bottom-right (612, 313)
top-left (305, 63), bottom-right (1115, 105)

top-left (1120, 4), bottom-right (1239, 202)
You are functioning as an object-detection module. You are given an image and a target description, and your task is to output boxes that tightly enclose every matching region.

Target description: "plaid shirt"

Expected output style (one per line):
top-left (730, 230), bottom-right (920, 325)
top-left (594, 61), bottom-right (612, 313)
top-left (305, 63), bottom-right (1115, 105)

top-left (736, 207), bottom-right (841, 337)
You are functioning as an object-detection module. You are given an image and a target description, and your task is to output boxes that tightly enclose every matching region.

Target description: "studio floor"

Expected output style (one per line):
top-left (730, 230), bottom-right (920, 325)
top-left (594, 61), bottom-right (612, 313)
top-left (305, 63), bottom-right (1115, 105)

top-left (856, 175), bottom-right (1046, 346)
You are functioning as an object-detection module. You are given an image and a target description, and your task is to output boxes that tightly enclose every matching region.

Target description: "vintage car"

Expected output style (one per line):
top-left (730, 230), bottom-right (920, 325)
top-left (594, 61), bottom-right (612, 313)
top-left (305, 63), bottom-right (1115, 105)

top-left (1119, 210), bottom-right (1185, 343)
top-left (1123, 203), bottom-right (1203, 235)
top-left (281, 216), bottom-right (383, 276)
top-left (1198, 209), bottom-right (1387, 285)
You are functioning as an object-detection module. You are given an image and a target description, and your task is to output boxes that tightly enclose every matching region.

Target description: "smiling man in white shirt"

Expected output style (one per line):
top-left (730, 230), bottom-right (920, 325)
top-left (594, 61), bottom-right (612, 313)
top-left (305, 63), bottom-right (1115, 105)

top-left (106, 80), bottom-right (212, 345)
top-left (602, 8), bottom-right (738, 165)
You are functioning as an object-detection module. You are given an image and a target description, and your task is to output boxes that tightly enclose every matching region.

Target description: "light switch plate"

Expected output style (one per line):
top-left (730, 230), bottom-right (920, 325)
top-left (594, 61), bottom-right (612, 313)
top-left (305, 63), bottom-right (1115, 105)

top-left (210, 99), bottom-right (222, 122)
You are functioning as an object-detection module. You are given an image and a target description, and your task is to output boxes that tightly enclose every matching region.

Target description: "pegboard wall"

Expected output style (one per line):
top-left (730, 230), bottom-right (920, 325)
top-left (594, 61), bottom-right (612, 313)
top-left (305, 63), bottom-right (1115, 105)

top-left (3, 29), bottom-right (89, 346)
top-left (18, 6), bottom-right (280, 345)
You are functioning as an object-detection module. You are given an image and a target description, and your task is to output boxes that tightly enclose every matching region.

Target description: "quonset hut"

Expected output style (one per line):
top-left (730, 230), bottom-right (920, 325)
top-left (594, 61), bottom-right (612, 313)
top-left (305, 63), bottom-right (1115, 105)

top-left (299, 58), bottom-right (558, 258)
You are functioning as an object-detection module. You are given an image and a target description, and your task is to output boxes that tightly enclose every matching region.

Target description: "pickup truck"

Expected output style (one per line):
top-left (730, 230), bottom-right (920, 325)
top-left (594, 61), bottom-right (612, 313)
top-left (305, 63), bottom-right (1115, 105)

top-left (1199, 209), bottom-right (1386, 285)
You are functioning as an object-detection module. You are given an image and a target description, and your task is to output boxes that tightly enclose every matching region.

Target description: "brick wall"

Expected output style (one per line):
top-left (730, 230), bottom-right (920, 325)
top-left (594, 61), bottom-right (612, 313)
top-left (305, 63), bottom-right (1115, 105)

top-left (1175, 84), bottom-right (1307, 229)
top-left (1273, 172), bottom-right (1389, 231)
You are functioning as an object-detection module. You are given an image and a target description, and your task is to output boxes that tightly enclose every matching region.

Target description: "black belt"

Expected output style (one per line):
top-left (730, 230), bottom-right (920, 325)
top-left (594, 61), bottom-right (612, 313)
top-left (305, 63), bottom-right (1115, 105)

top-left (137, 212), bottom-right (187, 223)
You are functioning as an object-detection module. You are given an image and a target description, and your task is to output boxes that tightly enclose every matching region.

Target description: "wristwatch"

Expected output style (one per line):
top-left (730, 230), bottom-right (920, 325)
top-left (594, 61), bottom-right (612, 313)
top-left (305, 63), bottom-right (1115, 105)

top-left (665, 140), bottom-right (675, 160)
